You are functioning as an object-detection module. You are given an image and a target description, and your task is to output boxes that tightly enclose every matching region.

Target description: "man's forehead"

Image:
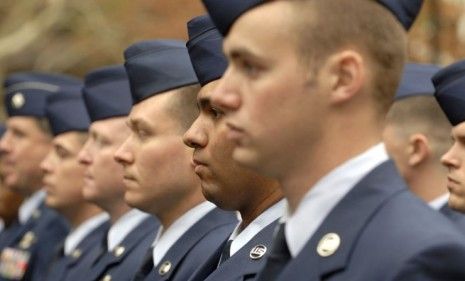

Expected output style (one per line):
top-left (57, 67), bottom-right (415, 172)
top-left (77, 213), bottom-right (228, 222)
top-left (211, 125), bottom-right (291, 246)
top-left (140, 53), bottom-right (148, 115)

top-left (6, 116), bottom-right (40, 131)
top-left (224, 3), bottom-right (295, 56)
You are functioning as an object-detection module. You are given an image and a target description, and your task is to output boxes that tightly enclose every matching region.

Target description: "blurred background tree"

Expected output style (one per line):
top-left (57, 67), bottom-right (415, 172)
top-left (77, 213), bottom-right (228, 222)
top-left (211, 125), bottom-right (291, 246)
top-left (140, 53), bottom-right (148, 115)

top-left (0, 0), bottom-right (463, 118)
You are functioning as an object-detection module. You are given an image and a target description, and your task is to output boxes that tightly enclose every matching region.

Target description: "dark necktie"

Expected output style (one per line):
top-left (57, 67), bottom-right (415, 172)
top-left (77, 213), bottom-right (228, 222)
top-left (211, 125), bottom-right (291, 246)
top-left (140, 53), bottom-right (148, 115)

top-left (133, 248), bottom-right (154, 281)
top-left (218, 240), bottom-right (233, 266)
top-left (256, 223), bottom-right (291, 281)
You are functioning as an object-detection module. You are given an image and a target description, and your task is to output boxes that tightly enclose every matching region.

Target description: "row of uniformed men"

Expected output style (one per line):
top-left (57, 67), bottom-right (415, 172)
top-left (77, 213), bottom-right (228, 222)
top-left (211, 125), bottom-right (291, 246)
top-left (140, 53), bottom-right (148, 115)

top-left (1, 0), bottom-right (465, 281)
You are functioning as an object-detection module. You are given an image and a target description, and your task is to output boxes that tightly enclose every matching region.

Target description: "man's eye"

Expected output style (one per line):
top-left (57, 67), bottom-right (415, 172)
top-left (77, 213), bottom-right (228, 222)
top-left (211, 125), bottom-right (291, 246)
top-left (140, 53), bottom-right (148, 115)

top-left (137, 129), bottom-right (150, 139)
top-left (210, 107), bottom-right (224, 119)
top-left (241, 60), bottom-right (260, 77)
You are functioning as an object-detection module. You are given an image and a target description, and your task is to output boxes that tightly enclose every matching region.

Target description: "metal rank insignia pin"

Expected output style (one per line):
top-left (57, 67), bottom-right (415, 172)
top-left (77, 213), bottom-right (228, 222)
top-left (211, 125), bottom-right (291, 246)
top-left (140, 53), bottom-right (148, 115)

top-left (158, 261), bottom-right (172, 276)
top-left (19, 232), bottom-right (36, 250)
top-left (317, 233), bottom-right (341, 257)
top-left (101, 274), bottom-right (111, 281)
top-left (32, 210), bottom-right (41, 219)
top-left (249, 244), bottom-right (267, 260)
top-left (114, 246), bottom-right (125, 257)
top-left (11, 93), bottom-right (25, 109)
top-left (71, 249), bottom-right (81, 259)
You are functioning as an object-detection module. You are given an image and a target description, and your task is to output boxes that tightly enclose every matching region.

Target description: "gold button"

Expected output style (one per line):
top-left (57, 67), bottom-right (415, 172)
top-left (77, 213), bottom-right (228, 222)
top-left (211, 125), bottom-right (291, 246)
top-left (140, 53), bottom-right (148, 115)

top-left (249, 244), bottom-right (267, 260)
top-left (11, 92), bottom-right (25, 109)
top-left (101, 274), bottom-right (111, 281)
top-left (158, 261), bottom-right (172, 276)
top-left (114, 246), bottom-right (125, 257)
top-left (317, 233), bottom-right (341, 257)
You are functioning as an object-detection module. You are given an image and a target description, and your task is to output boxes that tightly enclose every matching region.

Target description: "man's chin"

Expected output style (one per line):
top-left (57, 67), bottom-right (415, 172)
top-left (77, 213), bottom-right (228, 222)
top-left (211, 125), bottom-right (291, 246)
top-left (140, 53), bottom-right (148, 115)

top-left (448, 195), bottom-right (465, 213)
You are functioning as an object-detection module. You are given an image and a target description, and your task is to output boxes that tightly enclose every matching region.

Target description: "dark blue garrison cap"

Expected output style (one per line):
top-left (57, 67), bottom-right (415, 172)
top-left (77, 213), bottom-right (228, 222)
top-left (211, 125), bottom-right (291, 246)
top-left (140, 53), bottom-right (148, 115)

top-left (46, 88), bottom-right (90, 136)
top-left (187, 15), bottom-right (228, 86)
top-left (378, 0), bottom-right (424, 31)
top-left (4, 72), bottom-right (81, 118)
top-left (395, 63), bottom-right (439, 100)
top-left (201, 0), bottom-right (262, 36)
top-left (202, 0), bottom-right (422, 36)
top-left (124, 40), bottom-right (199, 104)
top-left (83, 65), bottom-right (133, 122)
top-left (432, 60), bottom-right (465, 126)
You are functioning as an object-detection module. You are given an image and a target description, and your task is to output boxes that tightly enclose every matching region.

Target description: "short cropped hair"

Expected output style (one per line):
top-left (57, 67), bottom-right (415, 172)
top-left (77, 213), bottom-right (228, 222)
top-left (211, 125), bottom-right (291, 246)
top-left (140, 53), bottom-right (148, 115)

top-left (34, 117), bottom-right (52, 136)
top-left (386, 96), bottom-right (452, 161)
top-left (288, 0), bottom-right (407, 113)
top-left (167, 84), bottom-right (200, 132)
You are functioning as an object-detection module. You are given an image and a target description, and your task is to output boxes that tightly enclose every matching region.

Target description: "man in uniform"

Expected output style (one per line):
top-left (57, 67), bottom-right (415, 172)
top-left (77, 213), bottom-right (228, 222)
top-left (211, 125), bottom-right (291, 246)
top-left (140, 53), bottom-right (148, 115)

top-left (115, 39), bottom-right (236, 281)
top-left (77, 65), bottom-right (159, 281)
top-left (433, 60), bottom-right (465, 215)
top-left (204, 0), bottom-right (465, 280)
top-left (0, 72), bottom-right (73, 280)
top-left (0, 124), bottom-right (23, 235)
top-left (183, 15), bottom-right (284, 281)
top-left (40, 89), bottom-right (109, 281)
top-left (383, 63), bottom-right (465, 233)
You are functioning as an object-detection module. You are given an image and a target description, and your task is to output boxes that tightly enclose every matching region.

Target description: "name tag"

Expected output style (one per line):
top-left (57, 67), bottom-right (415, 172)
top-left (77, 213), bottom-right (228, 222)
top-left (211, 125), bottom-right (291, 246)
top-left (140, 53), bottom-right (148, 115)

top-left (0, 247), bottom-right (31, 279)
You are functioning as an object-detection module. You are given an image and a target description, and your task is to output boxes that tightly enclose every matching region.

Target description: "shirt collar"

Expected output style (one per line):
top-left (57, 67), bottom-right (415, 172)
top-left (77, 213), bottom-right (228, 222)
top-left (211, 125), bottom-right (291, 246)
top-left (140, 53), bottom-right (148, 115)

top-left (107, 209), bottom-right (150, 251)
top-left (64, 212), bottom-right (109, 255)
top-left (284, 143), bottom-right (389, 257)
top-left (228, 199), bottom-right (285, 256)
top-left (429, 193), bottom-right (449, 210)
top-left (152, 201), bottom-right (216, 266)
top-left (19, 190), bottom-right (46, 224)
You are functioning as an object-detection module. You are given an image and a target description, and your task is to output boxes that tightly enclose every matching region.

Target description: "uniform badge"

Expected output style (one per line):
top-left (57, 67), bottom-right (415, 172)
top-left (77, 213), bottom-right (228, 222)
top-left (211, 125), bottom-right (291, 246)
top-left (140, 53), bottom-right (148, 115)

top-left (158, 261), bottom-right (171, 276)
top-left (11, 93), bottom-right (25, 109)
top-left (101, 274), bottom-right (112, 281)
top-left (32, 210), bottom-right (41, 220)
top-left (113, 246), bottom-right (125, 257)
top-left (71, 249), bottom-right (81, 259)
top-left (19, 232), bottom-right (36, 250)
top-left (249, 244), bottom-right (267, 260)
top-left (317, 233), bottom-right (341, 257)
top-left (0, 247), bottom-right (31, 279)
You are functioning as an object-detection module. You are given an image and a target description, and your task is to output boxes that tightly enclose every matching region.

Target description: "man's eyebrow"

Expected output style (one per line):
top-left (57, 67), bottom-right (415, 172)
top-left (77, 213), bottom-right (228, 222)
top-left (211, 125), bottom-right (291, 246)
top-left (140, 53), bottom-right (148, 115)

top-left (198, 97), bottom-right (211, 110)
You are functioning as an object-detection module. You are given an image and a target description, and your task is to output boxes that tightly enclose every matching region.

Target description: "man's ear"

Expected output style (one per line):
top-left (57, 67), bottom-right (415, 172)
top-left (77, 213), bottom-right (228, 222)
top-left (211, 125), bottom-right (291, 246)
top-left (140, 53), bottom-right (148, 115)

top-left (407, 133), bottom-right (431, 167)
top-left (324, 50), bottom-right (365, 105)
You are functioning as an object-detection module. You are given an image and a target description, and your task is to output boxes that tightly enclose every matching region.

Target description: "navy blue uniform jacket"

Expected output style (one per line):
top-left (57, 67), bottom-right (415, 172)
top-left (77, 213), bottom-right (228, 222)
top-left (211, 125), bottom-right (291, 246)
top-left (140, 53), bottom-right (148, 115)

top-left (268, 161), bottom-right (465, 281)
top-left (80, 217), bottom-right (160, 281)
top-left (190, 219), bottom-right (279, 281)
top-left (45, 220), bottom-right (110, 281)
top-left (0, 203), bottom-right (69, 281)
top-left (137, 208), bottom-right (236, 281)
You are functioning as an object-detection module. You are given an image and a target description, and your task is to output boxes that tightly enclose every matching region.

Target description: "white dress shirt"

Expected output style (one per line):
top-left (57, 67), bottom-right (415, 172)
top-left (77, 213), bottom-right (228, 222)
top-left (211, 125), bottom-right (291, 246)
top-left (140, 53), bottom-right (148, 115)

top-left (18, 190), bottom-right (46, 224)
top-left (284, 143), bottom-right (389, 257)
top-left (64, 212), bottom-right (109, 255)
top-left (107, 209), bottom-right (150, 251)
top-left (152, 201), bottom-right (216, 266)
top-left (429, 193), bottom-right (449, 211)
top-left (228, 199), bottom-right (285, 256)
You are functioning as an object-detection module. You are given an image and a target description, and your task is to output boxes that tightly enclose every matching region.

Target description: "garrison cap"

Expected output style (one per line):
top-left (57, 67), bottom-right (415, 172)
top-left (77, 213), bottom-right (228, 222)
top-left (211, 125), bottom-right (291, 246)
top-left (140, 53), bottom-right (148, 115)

top-left (124, 40), bottom-right (198, 104)
top-left (202, 0), bottom-right (422, 36)
top-left (83, 65), bottom-right (133, 122)
top-left (395, 63), bottom-right (439, 100)
top-left (46, 87), bottom-right (90, 136)
top-left (432, 60), bottom-right (465, 126)
top-left (4, 72), bottom-right (81, 118)
top-left (187, 15), bottom-right (227, 86)
top-left (201, 0), bottom-right (262, 36)
top-left (378, 0), bottom-right (424, 31)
